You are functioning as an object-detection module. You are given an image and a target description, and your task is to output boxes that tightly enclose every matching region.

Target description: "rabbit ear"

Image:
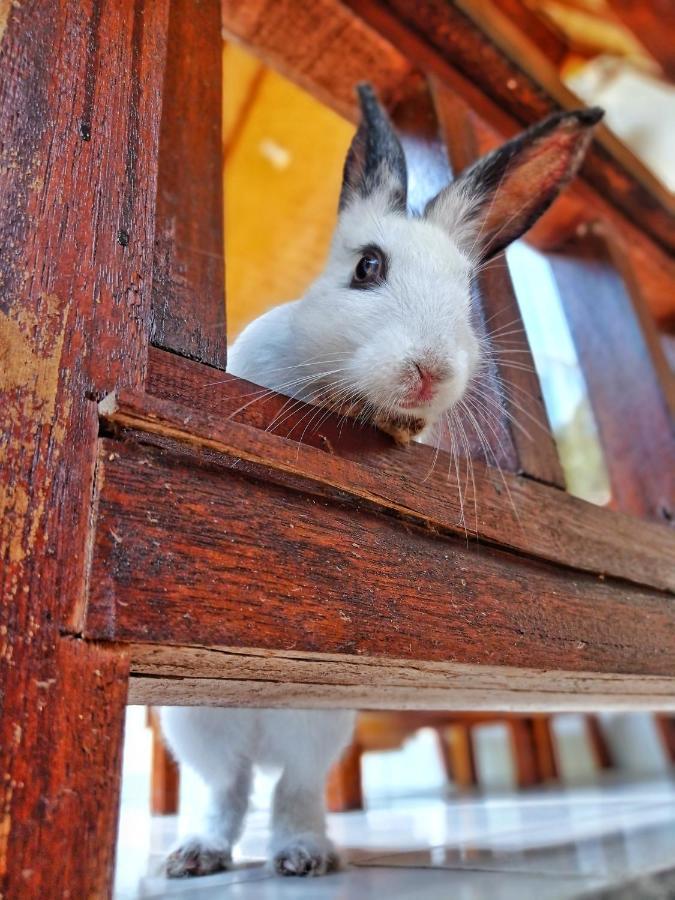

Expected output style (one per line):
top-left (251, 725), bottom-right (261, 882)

top-left (425, 107), bottom-right (603, 262)
top-left (339, 83), bottom-right (408, 214)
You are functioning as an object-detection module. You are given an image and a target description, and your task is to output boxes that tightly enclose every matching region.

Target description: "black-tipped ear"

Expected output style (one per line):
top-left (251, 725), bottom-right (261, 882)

top-left (338, 83), bottom-right (408, 214)
top-left (425, 107), bottom-right (604, 262)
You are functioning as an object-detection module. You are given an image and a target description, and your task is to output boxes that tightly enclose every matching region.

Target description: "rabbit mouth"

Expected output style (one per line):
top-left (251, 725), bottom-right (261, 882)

top-left (317, 386), bottom-right (429, 445)
top-left (398, 395), bottom-right (435, 411)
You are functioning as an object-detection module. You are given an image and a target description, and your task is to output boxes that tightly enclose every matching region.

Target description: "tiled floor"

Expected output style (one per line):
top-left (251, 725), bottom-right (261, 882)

top-left (115, 777), bottom-right (675, 899)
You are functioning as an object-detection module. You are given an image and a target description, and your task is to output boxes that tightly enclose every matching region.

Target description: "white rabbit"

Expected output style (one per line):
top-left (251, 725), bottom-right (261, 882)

top-left (161, 85), bottom-right (602, 878)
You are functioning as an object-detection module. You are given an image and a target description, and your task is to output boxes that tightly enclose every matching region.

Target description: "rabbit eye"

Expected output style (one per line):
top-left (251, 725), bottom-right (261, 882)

top-left (350, 246), bottom-right (386, 289)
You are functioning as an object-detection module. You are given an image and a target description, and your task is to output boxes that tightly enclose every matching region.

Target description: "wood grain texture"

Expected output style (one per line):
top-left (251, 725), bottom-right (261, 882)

top-left (88, 432), bottom-right (675, 675)
top-left (343, 0), bottom-right (675, 255)
top-left (140, 363), bottom-right (675, 591)
top-left (0, 639), bottom-right (130, 899)
top-left (548, 232), bottom-right (675, 524)
top-left (221, 0), bottom-right (417, 122)
top-left (0, 1), bottom-right (167, 895)
top-left (125, 643), bottom-right (675, 710)
top-left (151, 0), bottom-right (227, 367)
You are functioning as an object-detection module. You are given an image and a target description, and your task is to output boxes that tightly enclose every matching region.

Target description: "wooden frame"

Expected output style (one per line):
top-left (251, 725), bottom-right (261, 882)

top-left (1, 0), bottom-right (673, 895)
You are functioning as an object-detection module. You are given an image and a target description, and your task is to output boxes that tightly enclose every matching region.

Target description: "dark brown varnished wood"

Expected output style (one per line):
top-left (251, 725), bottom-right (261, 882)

top-left (8, 640), bottom-right (130, 899)
top-left (143, 352), bottom-right (675, 591)
top-left (88, 433), bottom-right (675, 675)
top-left (0, 1), bottom-right (168, 894)
top-left (548, 231), bottom-right (675, 524)
top-left (151, 0), bottom-right (227, 367)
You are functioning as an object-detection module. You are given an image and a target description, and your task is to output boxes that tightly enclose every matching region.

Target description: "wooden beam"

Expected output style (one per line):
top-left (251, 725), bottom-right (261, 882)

top-left (221, 0), bottom-right (418, 121)
top-left (125, 643), bottom-right (675, 711)
top-left (0, 1), bottom-right (168, 894)
top-left (151, 0), bottom-right (226, 367)
top-left (549, 230), bottom-right (675, 524)
top-left (88, 425), bottom-right (675, 675)
top-left (139, 364), bottom-right (675, 592)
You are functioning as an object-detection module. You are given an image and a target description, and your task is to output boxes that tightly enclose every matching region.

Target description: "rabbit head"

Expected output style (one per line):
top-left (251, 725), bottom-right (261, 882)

top-left (293, 85), bottom-right (603, 444)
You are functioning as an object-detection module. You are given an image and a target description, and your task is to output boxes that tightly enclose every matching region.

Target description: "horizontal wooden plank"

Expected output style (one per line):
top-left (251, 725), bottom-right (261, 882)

top-left (88, 429), bottom-right (675, 676)
top-left (124, 375), bottom-right (675, 592)
top-left (126, 643), bottom-right (675, 710)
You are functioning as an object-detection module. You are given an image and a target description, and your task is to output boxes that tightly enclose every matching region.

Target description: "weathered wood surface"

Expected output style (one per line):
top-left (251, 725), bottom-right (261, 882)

top-left (88, 429), bottom-right (675, 674)
top-left (126, 644), bottom-right (675, 711)
top-left (4, 640), bottom-right (130, 899)
top-left (549, 232), bottom-right (675, 524)
top-left (0, 1), bottom-right (167, 895)
top-left (141, 362), bottom-right (675, 591)
top-left (151, 0), bottom-right (227, 367)
top-left (221, 0), bottom-right (417, 120)
top-left (343, 0), bottom-right (675, 254)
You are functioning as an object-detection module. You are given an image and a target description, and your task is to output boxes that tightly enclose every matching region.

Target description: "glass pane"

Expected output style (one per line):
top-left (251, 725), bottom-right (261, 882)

top-left (506, 240), bottom-right (611, 505)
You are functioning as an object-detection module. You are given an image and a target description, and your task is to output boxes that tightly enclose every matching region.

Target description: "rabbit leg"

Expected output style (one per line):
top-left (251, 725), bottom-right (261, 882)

top-left (166, 759), bottom-right (253, 878)
top-left (270, 761), bottom-right (340, 877)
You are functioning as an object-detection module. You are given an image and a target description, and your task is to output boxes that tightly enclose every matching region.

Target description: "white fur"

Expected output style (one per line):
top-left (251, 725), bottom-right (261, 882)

top-left (161, 96), bottom-right (597, 879)
top-left (161, 707), bottom-right (354, 877)
top-left (229, 190), bottom-right (481, 434)
top-left (162, 190), bottom-right (483, 880)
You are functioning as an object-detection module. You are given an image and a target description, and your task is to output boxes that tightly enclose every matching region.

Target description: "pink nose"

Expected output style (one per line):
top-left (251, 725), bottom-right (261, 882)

top-left (413, 363), bottom-right (438, 402)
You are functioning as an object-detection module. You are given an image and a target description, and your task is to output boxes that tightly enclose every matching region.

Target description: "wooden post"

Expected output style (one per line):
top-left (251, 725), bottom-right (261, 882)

top-left (0, 1), bottom-right (169, 895)
top-left (149, 709), bottom-right (181, 816)
top-left (325, 743), bottom-right (364, 813)
top-left (151, 0), bottom-right (227, 368)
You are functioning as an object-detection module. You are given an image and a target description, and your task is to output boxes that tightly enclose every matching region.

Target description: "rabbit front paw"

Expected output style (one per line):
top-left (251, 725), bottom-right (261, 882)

top-left (165, 835), bottom-right (232, 878)
top-left (272, 834), bottom-right (340, 877)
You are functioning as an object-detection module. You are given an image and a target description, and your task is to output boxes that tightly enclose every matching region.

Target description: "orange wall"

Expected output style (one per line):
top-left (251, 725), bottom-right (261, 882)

top-left (223, 44), bottom-right (354, 338)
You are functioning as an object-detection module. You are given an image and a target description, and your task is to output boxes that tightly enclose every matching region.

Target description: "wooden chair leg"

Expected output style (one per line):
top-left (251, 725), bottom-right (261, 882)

top-left (655, 715), bottom-right (675, 764)
top-left (586, 715), bottom-right (613, 769)
top-left (437, 724), bottom-right (477, 790)
top-left (508, 718), bottom-right (539, 788)
top-left (531, 716), bottom-right (559, 782)
top-left (326, 741), bottom-right (364, 812)
top-left (148, 708), bottom-right (180, 816)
